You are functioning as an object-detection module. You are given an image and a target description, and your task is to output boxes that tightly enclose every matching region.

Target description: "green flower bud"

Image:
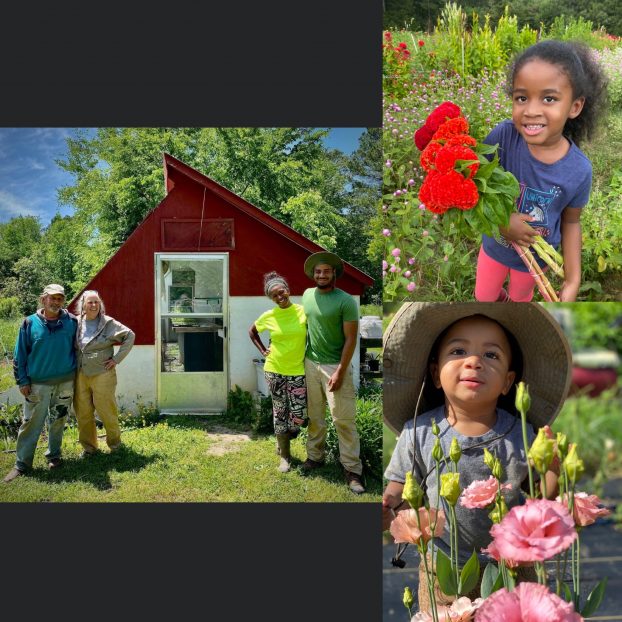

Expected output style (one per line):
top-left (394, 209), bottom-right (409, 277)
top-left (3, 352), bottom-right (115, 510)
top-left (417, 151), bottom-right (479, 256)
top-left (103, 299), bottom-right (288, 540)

top-left (403, 586), bottom-right (414, 612)
top-left (432, 438), bottom-right (444, 463)
top-left (556, 432), bottom-right (569, 459)
top-left (563, 444), bottom-right (585, 485)
top-left (488, 505), bottom-right (502, 524)
top-left (483, 448), bottom-right (496, 471)
top-left (403, 471), bottom-right (425, 509)
top-left (492, 459), bottom-right (504, 481)
top-left (440, 472), bottom-right (461, 506)
top-left (431, 418), bottom-right (440, 436)
top-left (528, 428), bottom-right (555, 475)
top-left (515, 381), bottom-right (531, 418)
top-left (449, 437), bottom-right (462, 464)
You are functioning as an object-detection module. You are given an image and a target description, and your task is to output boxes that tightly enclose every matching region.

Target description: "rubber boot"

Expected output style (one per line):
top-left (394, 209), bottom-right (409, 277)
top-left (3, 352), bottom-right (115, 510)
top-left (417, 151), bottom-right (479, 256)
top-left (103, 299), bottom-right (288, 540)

top-left (276, 434), bottom-right (291, 473)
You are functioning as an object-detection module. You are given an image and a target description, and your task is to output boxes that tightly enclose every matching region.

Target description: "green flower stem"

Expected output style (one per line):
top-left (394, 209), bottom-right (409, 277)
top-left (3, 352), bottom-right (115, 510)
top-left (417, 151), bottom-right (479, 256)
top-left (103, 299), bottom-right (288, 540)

top-left (556, 556), bottom-right (562, 596)
top-left (450, 504), bottom-right (460, 588)
top-left (541, 473), bottom-right (548, 499)
top-left (520, 411), bottom-right (536, 498)
top-left (421, 544), bottom-right (440, 622)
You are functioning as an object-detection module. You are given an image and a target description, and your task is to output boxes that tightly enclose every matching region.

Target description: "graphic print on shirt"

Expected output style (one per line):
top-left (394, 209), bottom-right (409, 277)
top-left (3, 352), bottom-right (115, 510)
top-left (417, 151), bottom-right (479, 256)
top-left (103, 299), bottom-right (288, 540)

top-left (499, 182), bottom-right (559, 247)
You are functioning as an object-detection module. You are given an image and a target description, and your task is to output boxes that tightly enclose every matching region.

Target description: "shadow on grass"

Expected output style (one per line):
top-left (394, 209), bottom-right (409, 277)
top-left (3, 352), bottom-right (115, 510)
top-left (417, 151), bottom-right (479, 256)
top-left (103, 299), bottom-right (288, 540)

top-left (296, 462), bottom-right (382, 495)
top-left (28, 446), bottom-right (159, 491)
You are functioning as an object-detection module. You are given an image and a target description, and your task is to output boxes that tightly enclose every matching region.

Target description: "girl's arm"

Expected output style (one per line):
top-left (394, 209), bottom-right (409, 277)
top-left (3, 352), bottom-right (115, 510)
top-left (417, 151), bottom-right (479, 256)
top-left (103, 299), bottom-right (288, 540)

top-left (248, 323), bottom-right (270, 356)
top-left (559, 207), bottom-right (582, 302)
top-left (382, 480), bottom-right (408, 531)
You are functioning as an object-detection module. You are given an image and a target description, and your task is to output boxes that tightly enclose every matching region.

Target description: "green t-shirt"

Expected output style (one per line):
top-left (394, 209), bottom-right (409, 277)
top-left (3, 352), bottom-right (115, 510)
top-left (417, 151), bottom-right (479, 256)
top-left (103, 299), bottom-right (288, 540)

top-left (254, 303), bottom-right (307, 376)
top-left (302, 287), bottom-right (359, 364)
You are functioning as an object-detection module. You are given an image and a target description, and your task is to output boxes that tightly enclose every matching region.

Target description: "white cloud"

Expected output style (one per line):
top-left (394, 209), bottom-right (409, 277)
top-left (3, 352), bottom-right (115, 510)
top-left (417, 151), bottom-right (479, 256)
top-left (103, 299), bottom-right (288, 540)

top-left (0, 190), bottom-right (43, 221)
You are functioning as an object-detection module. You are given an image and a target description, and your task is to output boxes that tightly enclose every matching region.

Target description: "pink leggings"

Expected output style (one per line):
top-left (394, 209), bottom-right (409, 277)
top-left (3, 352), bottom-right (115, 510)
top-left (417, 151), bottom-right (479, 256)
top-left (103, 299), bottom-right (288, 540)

top-left (474, 246), bottom-right (536, 302)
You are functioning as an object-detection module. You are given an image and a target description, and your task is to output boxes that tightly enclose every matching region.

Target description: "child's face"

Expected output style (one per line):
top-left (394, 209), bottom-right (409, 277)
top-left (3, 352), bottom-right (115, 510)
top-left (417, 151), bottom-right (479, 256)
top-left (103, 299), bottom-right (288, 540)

top-left (511, 59), bottom-right (585, 152)
top-left (431, 316), bottom-right (516, 413)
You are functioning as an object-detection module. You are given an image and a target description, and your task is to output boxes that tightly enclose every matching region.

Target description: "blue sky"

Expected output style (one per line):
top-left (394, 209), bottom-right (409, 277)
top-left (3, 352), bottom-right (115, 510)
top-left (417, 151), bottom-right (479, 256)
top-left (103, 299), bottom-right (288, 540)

top-left (0, 128), bottom-right (365, 226)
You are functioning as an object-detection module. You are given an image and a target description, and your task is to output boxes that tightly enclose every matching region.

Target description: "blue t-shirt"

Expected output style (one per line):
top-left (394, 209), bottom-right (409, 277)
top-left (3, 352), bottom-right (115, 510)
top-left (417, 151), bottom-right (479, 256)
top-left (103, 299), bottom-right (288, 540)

top-left (482, 120), bottom-right (592, 272)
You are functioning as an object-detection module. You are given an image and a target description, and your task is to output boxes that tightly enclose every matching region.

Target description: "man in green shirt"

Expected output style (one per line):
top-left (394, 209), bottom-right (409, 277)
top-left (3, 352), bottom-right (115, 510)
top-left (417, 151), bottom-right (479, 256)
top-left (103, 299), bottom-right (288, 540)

top-left (301, 252), bottom-right (364, 494)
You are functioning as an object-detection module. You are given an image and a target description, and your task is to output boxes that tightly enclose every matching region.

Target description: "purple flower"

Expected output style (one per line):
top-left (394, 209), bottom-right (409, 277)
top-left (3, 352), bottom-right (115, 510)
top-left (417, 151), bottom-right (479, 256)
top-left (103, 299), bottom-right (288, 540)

top-left (391, 248), bottom-right (401, 257)
top-left (382, 229), bottom-right (391, 237)
top-left (385, 160), bottom-right (392, 167)
top-left (382, 260), bottom-right (388, 270)
top-left (408, 258), bottom-right (415, 265)
top-left (407, 282), bottom-right (416, 292)
top-left (404, 270), bottom-right (412, 278)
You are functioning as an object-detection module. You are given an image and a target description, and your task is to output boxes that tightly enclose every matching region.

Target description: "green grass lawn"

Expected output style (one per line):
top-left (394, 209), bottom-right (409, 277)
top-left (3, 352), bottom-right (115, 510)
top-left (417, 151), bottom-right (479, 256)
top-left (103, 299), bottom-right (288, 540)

top-left (0, 416), bottom-right (382, 502)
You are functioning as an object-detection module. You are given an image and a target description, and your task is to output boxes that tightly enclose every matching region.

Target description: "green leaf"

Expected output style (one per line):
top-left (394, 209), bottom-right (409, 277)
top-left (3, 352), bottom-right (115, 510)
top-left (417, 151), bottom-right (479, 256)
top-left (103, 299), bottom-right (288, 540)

top-left (435, 549), bottom-right (458, 596)
top-left (480, 562), bottom-right (499, 599)
top-left (476, 142), bottom-right (498, 155)
top-left (562, 582), bottom-right (574, 603)
top-left (581, 577), bottom-right (608, 617)
top-left (458, 551), bottom-right (480, 596)
top-left (476, 157), bottom-right (498, 181)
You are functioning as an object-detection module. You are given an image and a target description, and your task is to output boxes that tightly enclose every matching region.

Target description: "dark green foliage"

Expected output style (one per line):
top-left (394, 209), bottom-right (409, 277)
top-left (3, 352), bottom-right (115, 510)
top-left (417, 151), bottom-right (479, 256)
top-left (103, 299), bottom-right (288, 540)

top-left (118, 402), bottom-right (164, 429)
top-left (0, 402), bottom-right (23, 442)
top-left (225, 386), bottom-right (274, 434)
top-left (0, 297), bottom-right (20, 319)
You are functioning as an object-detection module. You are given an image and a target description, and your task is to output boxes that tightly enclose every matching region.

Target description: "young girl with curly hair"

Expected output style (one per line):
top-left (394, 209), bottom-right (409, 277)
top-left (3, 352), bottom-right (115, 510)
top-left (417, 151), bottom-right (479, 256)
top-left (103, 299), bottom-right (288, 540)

top-left (475, 40), bottom-right (608, 302)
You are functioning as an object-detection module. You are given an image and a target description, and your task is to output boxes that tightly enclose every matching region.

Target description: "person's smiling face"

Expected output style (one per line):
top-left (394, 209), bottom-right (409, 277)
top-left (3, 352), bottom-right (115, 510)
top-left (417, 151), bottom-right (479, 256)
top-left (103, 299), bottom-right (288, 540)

top-left (511, 59), bottom-right (585, 157)
top-left (313, 263), bottom-right (335, 290)
top-left (268, 284), bottom-right (291, 309)
top-left (431, 316), bottom-right (516, 415)
top-left (42, 294), bottom-right (65, 317)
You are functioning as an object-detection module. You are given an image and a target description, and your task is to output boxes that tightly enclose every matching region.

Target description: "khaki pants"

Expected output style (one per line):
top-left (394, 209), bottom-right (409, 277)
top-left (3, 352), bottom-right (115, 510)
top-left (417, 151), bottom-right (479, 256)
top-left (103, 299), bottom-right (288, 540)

top-left (74, 369), bottom-right (121, 452)
top-left (304, 358), bottom-right (362, 475)
top-left (417, 554), bottom-right (537, 613)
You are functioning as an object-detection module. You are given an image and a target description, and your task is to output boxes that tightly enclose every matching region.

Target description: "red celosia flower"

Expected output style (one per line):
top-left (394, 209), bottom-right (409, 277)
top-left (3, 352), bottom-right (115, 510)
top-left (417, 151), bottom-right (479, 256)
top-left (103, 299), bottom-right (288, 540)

top-left (418, 40), bottom-right (425, 47)
top-left (414, 124), bottom-right (436, 151)
top-left (420, 141), bottom-right (442, 171)
top-left (414, 102), bottom-right (462, 151)
top-left (432, 116), bottom-right (470, 140)
top-left (444, 134), bottom-right (477, 147)
top-left (435, 144), bottom-right (479, 178)
top-left (384, 31), bottom-right (392, 41)
top-left (419, 169), bottom-right (479, 213)
top-left (398, 42), bottom-right (407, 49)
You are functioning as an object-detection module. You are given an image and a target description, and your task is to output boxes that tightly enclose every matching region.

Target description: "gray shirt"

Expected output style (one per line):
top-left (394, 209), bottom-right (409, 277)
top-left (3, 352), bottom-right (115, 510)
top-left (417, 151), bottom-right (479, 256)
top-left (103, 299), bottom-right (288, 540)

top-left (79, 319), bottom-right (100, 349)
top-left (385, 406), bottom-right (536, 565)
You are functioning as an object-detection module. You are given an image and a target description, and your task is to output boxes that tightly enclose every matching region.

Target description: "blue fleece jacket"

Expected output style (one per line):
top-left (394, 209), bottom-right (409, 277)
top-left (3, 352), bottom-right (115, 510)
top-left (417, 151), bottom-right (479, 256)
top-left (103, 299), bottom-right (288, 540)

top-left (13, 309), bottom-right (78, 386)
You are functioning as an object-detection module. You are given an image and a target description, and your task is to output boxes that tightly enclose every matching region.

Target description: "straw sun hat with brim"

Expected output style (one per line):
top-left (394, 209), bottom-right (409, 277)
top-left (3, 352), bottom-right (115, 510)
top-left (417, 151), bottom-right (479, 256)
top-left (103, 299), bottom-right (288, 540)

top-left (383, 302), bottom-right (572, 435)
top-left (303, 252), bottom-right (344, 280)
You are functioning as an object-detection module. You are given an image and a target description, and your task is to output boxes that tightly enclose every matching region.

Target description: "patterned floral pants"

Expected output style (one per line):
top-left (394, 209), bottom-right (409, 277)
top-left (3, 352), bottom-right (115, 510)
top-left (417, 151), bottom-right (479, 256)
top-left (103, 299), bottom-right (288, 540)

top-left (264, 372), bottom-right (308, 435)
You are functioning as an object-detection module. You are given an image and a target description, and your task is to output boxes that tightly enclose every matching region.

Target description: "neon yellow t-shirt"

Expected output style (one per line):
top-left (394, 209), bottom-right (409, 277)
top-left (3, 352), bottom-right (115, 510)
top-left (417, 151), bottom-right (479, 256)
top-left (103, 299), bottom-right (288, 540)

top-left (254, 303), bottom-right (307, 376)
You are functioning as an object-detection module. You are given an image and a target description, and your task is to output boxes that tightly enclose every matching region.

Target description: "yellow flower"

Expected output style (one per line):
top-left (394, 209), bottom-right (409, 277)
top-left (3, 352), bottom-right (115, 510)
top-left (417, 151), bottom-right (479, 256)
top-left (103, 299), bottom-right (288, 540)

top-left (440, 472), bottom-right (461, 506)
top-left (556, 432), bottom-right (569, 459)
top-left (403, 586), bottom-right (414, 612)
top-left (564, 444), bottom-right (585, 484)
top-left (403, 471), bottom-right (425, 510)
top-left (515, 381), bottom-right (531, 417)
top-left (528, 428), bottom-right (555, 475)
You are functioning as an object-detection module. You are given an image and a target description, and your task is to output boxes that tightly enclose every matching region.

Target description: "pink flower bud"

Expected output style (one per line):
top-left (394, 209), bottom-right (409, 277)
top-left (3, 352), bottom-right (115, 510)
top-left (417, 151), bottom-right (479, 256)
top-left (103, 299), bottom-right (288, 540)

top-left (391, 248), bottom-right (401, 257)
top-left (382, 229), bottom-right (391, 237)
top-left (404, 270), bottom-right (412, 278)
top-left (407, 282), bottom-right (416, 293)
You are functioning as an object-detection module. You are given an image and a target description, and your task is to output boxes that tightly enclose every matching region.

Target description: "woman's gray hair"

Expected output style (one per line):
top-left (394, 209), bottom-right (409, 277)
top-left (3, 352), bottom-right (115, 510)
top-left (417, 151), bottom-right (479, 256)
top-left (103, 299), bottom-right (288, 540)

top-left (77, 290), bottom-right (106, 316)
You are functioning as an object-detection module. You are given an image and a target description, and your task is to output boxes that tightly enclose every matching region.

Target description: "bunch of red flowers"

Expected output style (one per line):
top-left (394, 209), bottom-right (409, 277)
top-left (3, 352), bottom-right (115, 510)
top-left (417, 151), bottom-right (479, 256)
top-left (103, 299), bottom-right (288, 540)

top-left (414, 101), bottom-right (520, 237)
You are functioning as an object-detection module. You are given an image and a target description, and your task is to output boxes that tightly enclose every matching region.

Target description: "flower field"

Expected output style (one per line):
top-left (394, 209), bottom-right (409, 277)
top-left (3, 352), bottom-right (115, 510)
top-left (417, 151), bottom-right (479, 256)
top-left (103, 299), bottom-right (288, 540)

top-left (382, 9), bottom-right (622, 302)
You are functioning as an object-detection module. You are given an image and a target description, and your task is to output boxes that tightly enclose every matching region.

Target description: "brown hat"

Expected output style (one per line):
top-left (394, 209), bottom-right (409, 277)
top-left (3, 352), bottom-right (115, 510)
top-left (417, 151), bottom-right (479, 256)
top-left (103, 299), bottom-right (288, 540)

top-left (41, 284), bottom-right (66, 297)
top-left (304, 252), bottom-right (344, 279)
top-left (383, 302), bottom-right (572, 434)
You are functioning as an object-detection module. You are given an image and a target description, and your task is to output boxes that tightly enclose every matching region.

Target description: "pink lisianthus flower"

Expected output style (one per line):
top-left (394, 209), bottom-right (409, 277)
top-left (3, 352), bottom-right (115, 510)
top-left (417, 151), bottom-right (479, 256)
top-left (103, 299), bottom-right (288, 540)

top-left (475, 582), bottom-right (583, 621)
top-left (489, 499), bottom-right (577, 563)
top-left (460, 476), bottom-right (512, 509)
top-left (480, 539), bottom-right (519, 569)
top-left (413, 597), bottom-right (484, 621)
top-left (557, 492), bottom-right (611, 527)
top-left (390, 507), bottom-right (445, 546)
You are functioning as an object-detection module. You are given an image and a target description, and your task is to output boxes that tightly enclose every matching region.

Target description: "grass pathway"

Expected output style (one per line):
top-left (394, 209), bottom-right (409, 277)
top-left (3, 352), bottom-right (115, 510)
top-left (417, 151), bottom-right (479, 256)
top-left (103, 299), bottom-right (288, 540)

top-left (0, 417), bottom-right (382, 502)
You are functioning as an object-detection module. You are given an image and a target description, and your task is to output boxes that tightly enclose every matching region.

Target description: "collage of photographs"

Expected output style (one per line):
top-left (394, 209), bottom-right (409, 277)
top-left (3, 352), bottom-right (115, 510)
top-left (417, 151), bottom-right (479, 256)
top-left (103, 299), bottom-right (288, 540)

top-left (1, 1), bottom-right (622, 620)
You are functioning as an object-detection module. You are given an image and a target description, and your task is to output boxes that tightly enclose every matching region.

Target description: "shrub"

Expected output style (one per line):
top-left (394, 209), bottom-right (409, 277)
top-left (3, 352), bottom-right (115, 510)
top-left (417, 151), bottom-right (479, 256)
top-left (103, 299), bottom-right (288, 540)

top-left (118, 402), bottom-right (163, 429)
top-left (225, 385), bottom-right (274, 433)
top-left (383, 31), bottom-right (414, 99)
top-left (0, 297), bottom-right (20, 320)
top-left (0, 401), bottom-right (22, 444)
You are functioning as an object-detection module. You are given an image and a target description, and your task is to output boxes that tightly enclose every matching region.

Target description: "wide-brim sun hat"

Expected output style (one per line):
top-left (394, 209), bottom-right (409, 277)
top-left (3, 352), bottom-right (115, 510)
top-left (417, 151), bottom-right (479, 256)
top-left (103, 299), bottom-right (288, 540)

top-left (304, 251), bottom-right (344, 279)
top-left (383, 302), bottom-right (572, 435)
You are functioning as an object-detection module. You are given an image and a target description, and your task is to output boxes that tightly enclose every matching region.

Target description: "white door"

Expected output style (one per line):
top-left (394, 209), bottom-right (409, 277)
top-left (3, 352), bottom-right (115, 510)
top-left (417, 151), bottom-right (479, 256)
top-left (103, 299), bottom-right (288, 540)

top-left (155, 253), bottom-right (228, 412)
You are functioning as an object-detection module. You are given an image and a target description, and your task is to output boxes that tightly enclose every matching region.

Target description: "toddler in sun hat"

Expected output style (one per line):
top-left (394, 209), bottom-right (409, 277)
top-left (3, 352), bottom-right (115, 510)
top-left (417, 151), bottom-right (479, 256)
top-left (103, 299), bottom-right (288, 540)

top-left (382, 302), bottom-right (572, 611)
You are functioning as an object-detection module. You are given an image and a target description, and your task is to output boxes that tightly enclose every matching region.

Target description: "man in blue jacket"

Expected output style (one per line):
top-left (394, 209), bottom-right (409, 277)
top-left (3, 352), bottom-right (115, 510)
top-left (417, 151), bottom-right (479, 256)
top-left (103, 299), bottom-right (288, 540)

top-left (4, 284), bottom-right (78, 482)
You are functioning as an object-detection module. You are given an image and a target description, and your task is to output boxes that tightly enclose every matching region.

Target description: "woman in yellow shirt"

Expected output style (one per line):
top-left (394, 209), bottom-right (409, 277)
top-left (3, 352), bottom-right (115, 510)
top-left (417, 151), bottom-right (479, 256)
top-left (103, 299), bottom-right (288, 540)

top-left (249, 272), bottom-right (307, 473)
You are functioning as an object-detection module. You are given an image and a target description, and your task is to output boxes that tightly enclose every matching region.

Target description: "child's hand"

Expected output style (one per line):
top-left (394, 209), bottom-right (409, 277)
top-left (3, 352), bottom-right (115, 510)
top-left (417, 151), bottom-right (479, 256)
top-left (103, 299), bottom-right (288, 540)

top-left (500, 213), bottom-right (538, 246)
top-left (559, 281), bottom-right (579, 302)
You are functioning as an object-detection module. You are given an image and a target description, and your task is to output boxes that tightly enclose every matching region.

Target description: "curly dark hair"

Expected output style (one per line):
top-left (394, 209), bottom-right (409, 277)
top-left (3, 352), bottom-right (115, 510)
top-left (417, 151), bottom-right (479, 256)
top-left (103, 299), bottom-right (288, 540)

top-left (506, 40), bottom-right (608, 147)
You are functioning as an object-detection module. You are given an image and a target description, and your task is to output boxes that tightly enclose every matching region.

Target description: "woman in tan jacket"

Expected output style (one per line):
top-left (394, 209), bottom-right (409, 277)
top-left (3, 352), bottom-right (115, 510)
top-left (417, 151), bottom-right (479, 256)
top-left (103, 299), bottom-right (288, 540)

top-left (74, 290), bottom-right (135, 456)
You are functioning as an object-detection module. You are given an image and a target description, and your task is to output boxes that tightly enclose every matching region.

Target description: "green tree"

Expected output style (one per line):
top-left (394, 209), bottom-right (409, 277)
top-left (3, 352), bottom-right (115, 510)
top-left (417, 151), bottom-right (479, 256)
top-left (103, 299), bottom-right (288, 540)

top-left (1, 255), bottom-right (53, 315)
top-left (0, 216), bottom-right (42, 282)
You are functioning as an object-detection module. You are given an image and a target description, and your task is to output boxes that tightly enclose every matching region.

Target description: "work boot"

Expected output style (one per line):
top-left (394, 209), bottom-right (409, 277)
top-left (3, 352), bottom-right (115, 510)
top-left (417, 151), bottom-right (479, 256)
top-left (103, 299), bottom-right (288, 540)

top-left (300, 457), bottom-right (325, 473)
top-left (276, 434), bottom-right (291, 473)
top-left (3, 467), bottom-right (25, 483)
top-left (345, 470), bottom-right (366, 494)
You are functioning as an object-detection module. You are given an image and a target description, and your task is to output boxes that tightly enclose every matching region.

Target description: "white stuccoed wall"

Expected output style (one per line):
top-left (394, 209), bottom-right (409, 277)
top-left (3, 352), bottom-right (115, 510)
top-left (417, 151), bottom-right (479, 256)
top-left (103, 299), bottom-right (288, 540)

top-left (115, 345), bottom-right (156, 409)
top-left (229, 296), bottom-right (361, 395)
